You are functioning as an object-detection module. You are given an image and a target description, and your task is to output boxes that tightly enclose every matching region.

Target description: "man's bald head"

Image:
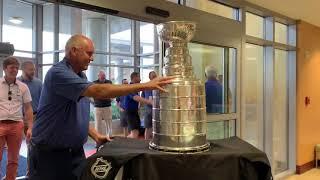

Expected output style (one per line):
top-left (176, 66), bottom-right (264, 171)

top-left (98, 70), bottom-right (106, 81)
top-left (65, 34), bottom-right (93, 56)
top-left (64, 34), bottom-right (95, 73)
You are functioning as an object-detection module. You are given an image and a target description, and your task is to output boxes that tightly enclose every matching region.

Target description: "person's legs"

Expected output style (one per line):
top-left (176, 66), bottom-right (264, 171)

top-left (144, 107), bottom-right (153, 140)
top-left (120, 111), bottom-right (128, 137)
top-left (144, 128), bottom-right (152, 140)
top-left (24, 114), bottom-right (36, 178)
top-left (0, 123), bottom-right (8, 179)
top-left (29, 146), bottom-right (80, 180)
top-left (6, 121), bottom-right (24, 180)
top-left (123, 127), bottom-right (129, 137)
top-left (104, 107), bottom-right (112, 136)
top-left (127, 111), bottom-right (141, 139)
top-left (128, 130), bottom-right (139, 138)
top-left (95, 107), bottom-right (106, 135)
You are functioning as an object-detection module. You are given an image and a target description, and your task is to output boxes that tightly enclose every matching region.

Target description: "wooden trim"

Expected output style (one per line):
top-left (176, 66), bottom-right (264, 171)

top-left (296, 161), bottom-right (315, 174)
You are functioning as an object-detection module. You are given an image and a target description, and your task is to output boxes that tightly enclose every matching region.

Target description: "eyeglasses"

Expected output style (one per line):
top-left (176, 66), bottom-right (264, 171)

top-left (8, 90), bottom-right (12, 101)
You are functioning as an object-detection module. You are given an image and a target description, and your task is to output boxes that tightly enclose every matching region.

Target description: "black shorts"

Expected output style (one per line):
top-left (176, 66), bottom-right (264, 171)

top-left (144, 107), bottom-right (152, 129)
top-left (126, 110), bottom-right (141, 131)
top-left (120, 111), bottom-right (127, 127)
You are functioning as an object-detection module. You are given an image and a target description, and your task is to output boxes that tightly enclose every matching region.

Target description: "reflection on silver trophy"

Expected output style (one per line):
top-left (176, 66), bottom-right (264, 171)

top-left (149, 21), bottom-right (210, 153)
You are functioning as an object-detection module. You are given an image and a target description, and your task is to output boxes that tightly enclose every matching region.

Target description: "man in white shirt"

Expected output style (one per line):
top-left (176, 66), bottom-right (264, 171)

top-left (0, 56), bottom-right (33, 180)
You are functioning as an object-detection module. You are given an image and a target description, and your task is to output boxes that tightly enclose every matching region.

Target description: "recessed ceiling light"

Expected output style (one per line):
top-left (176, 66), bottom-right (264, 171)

top-left (9, 16), bottom-right (24, 25)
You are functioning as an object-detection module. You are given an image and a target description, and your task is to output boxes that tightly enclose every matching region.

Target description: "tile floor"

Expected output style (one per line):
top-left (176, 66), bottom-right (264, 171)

top-left (284, 169), bottom-right (320, 180)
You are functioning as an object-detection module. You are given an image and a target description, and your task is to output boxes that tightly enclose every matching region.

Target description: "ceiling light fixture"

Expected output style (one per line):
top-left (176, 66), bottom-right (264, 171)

top-left (9, 16), bottom-right (24, 25)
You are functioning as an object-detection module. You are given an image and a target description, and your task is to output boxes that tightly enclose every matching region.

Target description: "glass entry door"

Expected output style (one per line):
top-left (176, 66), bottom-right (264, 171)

top-left (188, 43), bottom-right (237, 139)
top-left (242, 43), bottom-right (264, 150)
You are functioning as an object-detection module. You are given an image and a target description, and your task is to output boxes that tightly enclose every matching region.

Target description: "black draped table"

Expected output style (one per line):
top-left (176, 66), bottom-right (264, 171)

top-left (79, 137), bottom-right (272, 180)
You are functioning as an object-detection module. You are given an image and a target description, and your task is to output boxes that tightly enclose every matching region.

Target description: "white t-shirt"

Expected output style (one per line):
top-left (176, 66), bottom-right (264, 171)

top-left (0, 78), bottom-right (32, 121)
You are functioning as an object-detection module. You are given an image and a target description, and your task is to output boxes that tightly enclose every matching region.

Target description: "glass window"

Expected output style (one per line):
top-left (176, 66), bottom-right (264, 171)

top-left (275, 22), bottom-right (288, 44)
top-left (110, 56), bottom-right (134, 66)
top-left (86, 63), bottom-right (108, 82)
top-left (242, 43), bottom-right (264, 148)
top-left (43, 4), bottom-right (54, 52)
top-left (140, 67), bottom-right (159, 83)
top-left (110, 16), bottom-right (132, 54)
top-left (59, 53), bottom-right (65, 61)
top-left (246, 12), bottom-right (264, 39)
top-left (90, 54), bottom-right (107, 65)
top-left (59, 5), bottom-right (82, 50)
top-left (140, 56), bottom-right (155, 66)
top-left (85, 66), bottom-right (108, 82)
top-left (3, 0), bottom-right (33, 57)
top-left (82, 11), bottom-right (107, 52)
top-left (109, 67), bottom-right (134, 85)
top-left (140, 22), bottom-right (155, 54)
top-left (43, 54), bottom-right (54, 65)
top-left (207, 120), bottom-right (236, 140)
top-left (273, 49), bottom-right (288, 174)
top-left (186, 0), bottom-right (237, 20)
top-left (189, 43), bottom-right (236, 114)
top-left (42, 65), bottom-right (52, 81)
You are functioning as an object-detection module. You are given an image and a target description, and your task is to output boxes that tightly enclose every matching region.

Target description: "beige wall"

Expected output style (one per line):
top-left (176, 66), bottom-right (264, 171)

top-left (297, 21), bottom-right (320, 166)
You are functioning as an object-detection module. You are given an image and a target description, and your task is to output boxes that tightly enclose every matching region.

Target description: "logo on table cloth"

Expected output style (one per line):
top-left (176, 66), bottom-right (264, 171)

top-left (91, 157), bottom-right (112, 179)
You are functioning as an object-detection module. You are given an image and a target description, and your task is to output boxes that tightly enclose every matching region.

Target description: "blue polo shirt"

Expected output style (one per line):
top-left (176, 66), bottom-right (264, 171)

top-left (124, 93), bottom-right (139, 112)
top-left (18, 76), bottom-right (42, 113)
top-left (116, 96), bottom-right (126, 109)
top-left (31, 58), bottom-right (93, 149)
top-left (141, 90), bottom-right (153, 109)
top-left (205, 80), bottom-right (223, 114)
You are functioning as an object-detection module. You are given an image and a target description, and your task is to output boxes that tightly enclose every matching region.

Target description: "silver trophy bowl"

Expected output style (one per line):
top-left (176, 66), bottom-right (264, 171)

top-left (157, 21), bottom-right (196, 43)
top-left (149, 21), bottom-right (210, 153)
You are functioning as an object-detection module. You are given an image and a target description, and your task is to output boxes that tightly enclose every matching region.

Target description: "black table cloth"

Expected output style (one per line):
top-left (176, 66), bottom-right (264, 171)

top-left (79, 137), bottom-right (272, 180)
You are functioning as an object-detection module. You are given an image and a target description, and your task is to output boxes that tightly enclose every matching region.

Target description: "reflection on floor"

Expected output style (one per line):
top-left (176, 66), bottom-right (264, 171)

top-left (285, 169), bottom-right (320, 180)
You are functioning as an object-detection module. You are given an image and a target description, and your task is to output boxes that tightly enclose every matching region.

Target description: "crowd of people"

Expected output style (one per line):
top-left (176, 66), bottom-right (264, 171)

top-left (0, 34), bottom-right (173, 180)
top-left (0, 33), bottom-right (224, 180)
top-left (92, 70), bottom-right (158, 140)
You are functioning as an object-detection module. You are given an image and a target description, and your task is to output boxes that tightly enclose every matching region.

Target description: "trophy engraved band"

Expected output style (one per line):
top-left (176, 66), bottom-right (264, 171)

top-left (149, 21), bottom-right (210, 153)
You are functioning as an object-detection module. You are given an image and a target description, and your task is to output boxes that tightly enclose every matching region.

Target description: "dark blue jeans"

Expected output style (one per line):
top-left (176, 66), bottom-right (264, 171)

top-left (29, 143), bottom-right (85, 180)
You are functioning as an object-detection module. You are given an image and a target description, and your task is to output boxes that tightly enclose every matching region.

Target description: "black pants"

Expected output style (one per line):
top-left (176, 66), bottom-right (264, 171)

top-left (29, 143), bottom-right (85, 180)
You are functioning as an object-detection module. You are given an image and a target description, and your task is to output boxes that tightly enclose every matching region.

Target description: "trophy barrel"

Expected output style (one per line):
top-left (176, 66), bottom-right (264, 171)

top-left (149, 21), bottom-right (210, 153)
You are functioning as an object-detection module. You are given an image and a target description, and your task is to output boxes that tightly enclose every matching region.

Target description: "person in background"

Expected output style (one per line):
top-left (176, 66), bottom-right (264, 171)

top-left (124, 72), bottom-right (153, 139)
top-left (18, 61), bottom-right (42, 133)
top-left (18, 60), bottom-right (42, 178)
top-left (141, 71), bottom-right (157, 139)
top-left (93, 70), bottom-right (113, 137)
top-left (0, 57), bottom-right (33, 180)
top-left (204, 65), bottom-right (223, 114)
top-left (29, 34), bottom-right (173, 180)
top-left (116, 79), bottom-right (129, 137)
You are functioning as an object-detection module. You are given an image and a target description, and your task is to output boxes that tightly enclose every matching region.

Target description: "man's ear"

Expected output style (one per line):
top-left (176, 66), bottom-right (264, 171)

top-left (70, 47), bottom-right (77, 56)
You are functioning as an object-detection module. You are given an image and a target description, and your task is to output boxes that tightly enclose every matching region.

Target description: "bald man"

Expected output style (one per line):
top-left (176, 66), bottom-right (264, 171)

top-left (93, 71), bottom-right (113, 137)
top-left (29, 34), bottom-right (174, 180)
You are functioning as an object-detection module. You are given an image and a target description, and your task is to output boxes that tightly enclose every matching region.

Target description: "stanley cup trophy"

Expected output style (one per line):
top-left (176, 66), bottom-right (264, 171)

top-left (149, 21), bottom-right (210, 153)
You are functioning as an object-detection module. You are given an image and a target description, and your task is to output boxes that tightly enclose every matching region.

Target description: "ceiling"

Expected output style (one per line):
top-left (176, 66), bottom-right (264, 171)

top-left (246, 0), bottom-right (320, 27)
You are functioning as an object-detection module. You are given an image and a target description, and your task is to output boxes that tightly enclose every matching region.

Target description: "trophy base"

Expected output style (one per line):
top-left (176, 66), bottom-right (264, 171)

top-left (149, 141), bottom-right (210, 154)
